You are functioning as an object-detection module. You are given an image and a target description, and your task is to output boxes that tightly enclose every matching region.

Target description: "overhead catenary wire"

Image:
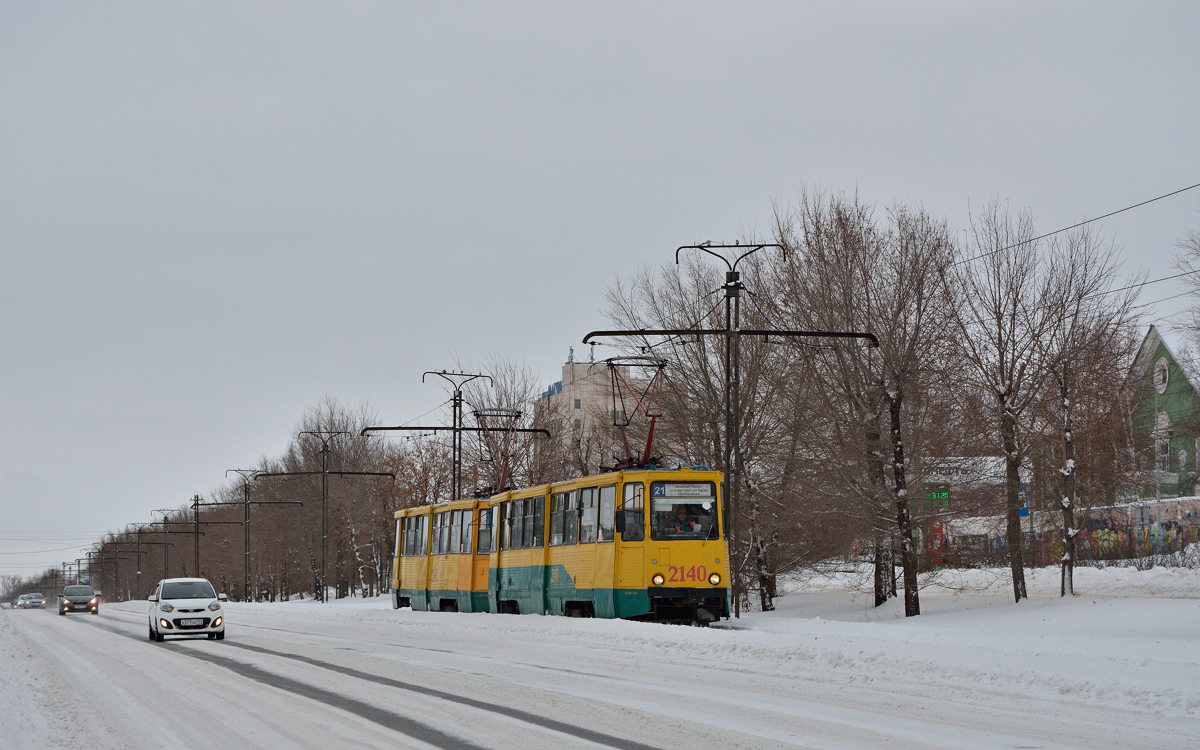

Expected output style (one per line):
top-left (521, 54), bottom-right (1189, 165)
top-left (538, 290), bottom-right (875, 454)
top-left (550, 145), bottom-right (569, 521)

top-left (953, 181), bottom-right (1200, 267)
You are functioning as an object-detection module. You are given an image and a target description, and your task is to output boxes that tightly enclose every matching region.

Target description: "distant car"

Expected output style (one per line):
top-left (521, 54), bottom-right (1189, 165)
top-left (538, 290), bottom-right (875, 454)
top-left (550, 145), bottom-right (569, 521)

top-left (17, 594), bottom-right (45, 609)
top-left (148, 578), bottom-right (226, 642)
top-left (59, 585), bottom-right (99, 615)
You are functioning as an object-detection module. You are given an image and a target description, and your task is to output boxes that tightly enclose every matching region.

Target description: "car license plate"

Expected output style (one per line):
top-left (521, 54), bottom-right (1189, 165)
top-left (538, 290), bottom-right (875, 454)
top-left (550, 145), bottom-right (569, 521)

top-left (180, 618), bottom-right (203, 626)
top-left (73, 604), bottom-right (86, 609)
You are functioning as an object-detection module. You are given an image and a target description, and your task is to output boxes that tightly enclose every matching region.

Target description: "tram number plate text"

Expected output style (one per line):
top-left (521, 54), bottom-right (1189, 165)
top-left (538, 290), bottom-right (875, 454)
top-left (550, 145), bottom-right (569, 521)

top-left (667, 565), bottom-right (708, 583)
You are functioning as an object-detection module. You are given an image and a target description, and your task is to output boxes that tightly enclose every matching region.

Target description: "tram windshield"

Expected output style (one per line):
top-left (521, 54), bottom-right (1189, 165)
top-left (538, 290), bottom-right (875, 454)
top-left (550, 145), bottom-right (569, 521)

top-left (649, 481), bottom-right (719, 541)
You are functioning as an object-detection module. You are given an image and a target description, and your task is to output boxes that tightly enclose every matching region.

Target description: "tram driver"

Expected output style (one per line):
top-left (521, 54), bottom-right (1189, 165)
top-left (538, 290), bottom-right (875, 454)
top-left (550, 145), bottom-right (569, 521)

top-left (663, 504), bottom-right (698, 535)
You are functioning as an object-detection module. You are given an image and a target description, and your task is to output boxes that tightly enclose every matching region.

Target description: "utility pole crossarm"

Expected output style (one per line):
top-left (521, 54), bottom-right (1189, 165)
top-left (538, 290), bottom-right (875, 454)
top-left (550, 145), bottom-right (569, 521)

top-left (254, 470), bottom-right (396, 479)
top-left (229, 469), bottom-right (305, 603)
top-left (675, 242), bottom-right (785, 268)
top-left (582, 329), bottom-right (879, 347)
top-left (328, 471), bottom-right (397, 479)
top-left (361, 426), bottom-right (550, 437)
top-left (253, 471), bottom-right (325, 479)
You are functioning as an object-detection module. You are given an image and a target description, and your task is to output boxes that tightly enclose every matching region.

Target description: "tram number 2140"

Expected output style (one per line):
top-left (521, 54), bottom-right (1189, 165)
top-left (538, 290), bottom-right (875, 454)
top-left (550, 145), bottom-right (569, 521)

top-left (667, 565), bottom-right (708, 583)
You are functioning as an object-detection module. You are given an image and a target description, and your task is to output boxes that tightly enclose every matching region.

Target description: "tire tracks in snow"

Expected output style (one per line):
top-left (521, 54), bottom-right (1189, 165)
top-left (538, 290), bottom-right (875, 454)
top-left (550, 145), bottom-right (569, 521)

top-left (85, 610), bottom-right (659, 750)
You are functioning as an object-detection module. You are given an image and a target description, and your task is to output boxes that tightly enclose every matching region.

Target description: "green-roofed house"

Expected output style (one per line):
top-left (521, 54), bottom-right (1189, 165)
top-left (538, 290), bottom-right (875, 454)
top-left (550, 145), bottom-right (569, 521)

top-left (1129, 325), bottom-right (1200, 500)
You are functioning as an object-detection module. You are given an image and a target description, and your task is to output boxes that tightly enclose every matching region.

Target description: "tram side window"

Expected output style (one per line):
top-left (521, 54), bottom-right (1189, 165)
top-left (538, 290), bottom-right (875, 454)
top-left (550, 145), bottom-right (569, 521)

top-left (532, 495), bottom-right (544, 548)
top-left (510, 500), bottom-right (527, 550)
top-left (459, 510), bottom-right (472, 553)
top-left (598, 486), bottom-right (616, 542)
top-left (498, 502), bottom-right (511, 551)
top-left (520, 499), bottom-right (535, 549)
top-left (477, 508), bottom-right (493, 554)
top-left (410, 515), bottom-right (427, 556)
top-left (450, 510), bottom-right (462, 554)
top-left (440, 511), bottom-right (454, 555)
top-left (563, 490), bottom-right (579, 545)
top-left (550, 492), bottom-right (565, 546)
top-left (621, 483), bottom-right (645, 542)
top-left (403, 517), bottom-right (416, 557)
top-left (579, 488), bottom-right (597, 544)
top-left (394, 519), bottom-right (402, 557)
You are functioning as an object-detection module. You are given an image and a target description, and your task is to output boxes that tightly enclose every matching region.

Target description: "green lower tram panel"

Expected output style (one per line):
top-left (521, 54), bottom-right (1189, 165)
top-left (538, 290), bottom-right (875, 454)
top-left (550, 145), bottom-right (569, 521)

top-left (393, 588), bottom-right (489, 613)
top-left (394, 565), bottom-right (729, 621)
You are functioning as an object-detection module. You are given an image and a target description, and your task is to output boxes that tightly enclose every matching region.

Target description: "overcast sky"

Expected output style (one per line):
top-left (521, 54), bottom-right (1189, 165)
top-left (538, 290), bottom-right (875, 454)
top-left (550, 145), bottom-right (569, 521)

top-left (3, 2), bottom-right (1199, 579)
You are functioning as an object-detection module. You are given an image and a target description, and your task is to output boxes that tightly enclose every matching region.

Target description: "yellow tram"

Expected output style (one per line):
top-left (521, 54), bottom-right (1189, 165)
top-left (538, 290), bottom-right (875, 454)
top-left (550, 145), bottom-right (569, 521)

top-left (392, 467), bottom-right (730, 623)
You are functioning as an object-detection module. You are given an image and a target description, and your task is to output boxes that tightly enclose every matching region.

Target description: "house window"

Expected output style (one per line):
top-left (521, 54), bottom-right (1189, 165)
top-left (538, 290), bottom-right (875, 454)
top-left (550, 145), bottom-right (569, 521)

top-left (574, 399), bottom-right (581, 410)
top-left (1155, 411), bottom-right (1171, 472)
top-left (1155, 357), bottom-right (1169, 394)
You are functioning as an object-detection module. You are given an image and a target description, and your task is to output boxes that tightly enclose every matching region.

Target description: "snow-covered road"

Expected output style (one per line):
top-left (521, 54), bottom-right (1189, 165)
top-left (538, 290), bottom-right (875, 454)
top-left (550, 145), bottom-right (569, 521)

top-left (2, 588), bottom-right (1196, 750)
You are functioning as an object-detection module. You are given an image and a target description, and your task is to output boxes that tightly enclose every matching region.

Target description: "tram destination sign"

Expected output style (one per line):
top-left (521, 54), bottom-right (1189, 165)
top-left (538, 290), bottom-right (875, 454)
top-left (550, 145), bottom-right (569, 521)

top-left (653, 483), bottom-right (713, 498)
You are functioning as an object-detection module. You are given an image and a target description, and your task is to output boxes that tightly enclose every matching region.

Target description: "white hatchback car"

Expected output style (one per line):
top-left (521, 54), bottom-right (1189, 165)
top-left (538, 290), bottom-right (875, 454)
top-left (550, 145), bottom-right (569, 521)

top-left (148, 578), bottom-right (227, 642)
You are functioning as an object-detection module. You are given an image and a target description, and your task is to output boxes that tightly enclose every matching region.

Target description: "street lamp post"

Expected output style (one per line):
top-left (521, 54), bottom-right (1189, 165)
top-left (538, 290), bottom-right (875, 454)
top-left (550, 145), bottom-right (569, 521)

top-left (583, 242), bottom-right (878, 617)
top-left (363, 371), bottom-right (550, 503)
top-left (226, 469), bottom-right (303, 601)
top-left (188, 495), bottom-right (243, 579)
top-left (152, 509), bottom-right (204, 579)
top-left (255, 432), bottom-right (395, 602)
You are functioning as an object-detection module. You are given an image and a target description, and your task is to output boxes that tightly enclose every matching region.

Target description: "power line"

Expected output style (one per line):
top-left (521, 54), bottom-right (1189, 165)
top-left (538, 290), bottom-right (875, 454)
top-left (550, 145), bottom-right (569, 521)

top-left (0, 544), bottom-right (99, 555)
top-left (1082, 269), bottom-right (1200, 301)
top-left (954, 181), bottom-right (1200, 267)
top-left (1134, 290), bottom-right (1194, 310)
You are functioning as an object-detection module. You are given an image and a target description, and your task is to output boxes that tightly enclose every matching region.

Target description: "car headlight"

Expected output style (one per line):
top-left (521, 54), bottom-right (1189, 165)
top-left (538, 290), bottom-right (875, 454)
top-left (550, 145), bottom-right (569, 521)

top-left (207, 601), bottom-right (221, 611)
top-left (213, 617), bottom-right (222, 627)
top-left (160, 619), bottom-right (170, 628)
top-left (709, 572), bottom-right (721, 585)
top-left (652, 573), bottom-right (665, 586)
top-left (89, 598), bottom-right (97, 604)
top-left (160, 602), bottom-right (174, 612)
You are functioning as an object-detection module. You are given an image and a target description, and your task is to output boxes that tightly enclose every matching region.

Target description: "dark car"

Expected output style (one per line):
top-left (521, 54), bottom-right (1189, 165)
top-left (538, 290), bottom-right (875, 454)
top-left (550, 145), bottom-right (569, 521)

top-left (59, 585), bottom-right (99, 615)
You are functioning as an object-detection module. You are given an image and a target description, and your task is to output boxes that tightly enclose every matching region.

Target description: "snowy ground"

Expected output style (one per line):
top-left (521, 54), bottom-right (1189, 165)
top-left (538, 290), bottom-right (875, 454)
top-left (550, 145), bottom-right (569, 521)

top-left (1, 568), bottom-right (1197, 750)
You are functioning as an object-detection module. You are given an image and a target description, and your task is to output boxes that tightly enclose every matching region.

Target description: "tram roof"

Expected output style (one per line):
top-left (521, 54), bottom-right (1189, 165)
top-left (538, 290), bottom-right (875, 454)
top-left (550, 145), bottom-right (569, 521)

top-left (392, 467), bottom-right (722, 518)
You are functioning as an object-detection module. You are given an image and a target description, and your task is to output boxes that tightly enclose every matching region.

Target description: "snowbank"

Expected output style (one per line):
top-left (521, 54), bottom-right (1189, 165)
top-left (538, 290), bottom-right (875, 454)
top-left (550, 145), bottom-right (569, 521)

top-left (782, 562), bottom-right (1200, 599)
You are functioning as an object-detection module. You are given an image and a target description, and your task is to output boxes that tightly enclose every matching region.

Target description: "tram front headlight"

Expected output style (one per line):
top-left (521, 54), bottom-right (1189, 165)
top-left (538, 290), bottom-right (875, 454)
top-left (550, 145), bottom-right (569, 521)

top-left (652, 573), bottom-right (665, 586)
top-left (709, 572), bottom-right (721, 585)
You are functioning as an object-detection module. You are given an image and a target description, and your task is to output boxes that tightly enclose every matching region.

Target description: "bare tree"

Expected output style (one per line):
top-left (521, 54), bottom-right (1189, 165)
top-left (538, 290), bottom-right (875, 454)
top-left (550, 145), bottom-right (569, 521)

top-left (769, 191), bottom-right (955, 616)
top-left (1035, 228), bottom-right (1141, 595)
top-left (950, 201), bottom-right (1061, 603)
